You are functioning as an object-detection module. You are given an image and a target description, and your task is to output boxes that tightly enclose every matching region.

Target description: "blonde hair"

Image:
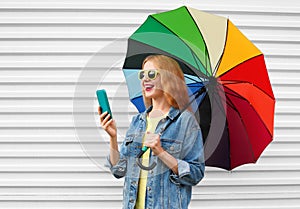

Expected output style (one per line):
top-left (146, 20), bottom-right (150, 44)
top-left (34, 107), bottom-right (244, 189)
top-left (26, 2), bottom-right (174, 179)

top-left (142, 55), bottom-right (191, 111)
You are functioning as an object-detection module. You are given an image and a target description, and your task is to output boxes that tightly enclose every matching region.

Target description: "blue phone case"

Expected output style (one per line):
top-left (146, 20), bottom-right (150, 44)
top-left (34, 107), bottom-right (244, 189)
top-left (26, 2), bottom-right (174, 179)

top-left (96, 89), bottom-right (112, 118)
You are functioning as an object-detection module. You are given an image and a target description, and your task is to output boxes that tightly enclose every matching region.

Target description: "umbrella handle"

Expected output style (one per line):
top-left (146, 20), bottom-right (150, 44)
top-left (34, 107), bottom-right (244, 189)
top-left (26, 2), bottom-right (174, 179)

top-left (136, 146), bottom-right (157, 171)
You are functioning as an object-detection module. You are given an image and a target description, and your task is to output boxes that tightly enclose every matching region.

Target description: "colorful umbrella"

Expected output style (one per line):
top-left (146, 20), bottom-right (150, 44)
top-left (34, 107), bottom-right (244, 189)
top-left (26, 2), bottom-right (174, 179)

top-left (122, 6), bottom-right (275, 170)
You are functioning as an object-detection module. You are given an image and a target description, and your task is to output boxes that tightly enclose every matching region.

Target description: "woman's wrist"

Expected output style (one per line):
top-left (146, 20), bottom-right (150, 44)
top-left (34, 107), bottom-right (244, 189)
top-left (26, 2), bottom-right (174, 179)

top-left (109, 136), bottom-right (118, 151)
top-left (157, 150), bottom-right (179, 175)
top-left (110, 135), bottom-right (117, 141)
top-left (153, 146), bottom-right (165, 156)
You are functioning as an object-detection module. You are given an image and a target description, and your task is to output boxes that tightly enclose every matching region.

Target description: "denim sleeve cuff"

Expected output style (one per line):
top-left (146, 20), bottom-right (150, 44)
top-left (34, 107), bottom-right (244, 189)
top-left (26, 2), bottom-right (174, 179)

top-left (169, 159), bottom-right (190, 185)
top-left (105, 155), bottom-right (127, 179)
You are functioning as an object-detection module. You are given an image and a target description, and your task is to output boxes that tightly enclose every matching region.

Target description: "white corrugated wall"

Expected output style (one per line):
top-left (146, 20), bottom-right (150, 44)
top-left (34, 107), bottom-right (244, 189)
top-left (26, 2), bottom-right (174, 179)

top-left (0, 0), bottom-right (300, 208)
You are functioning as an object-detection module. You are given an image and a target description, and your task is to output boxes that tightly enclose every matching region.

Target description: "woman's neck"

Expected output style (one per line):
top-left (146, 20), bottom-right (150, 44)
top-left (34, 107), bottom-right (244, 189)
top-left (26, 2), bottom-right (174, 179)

top-left (151, 97), bottom-right (171, 115)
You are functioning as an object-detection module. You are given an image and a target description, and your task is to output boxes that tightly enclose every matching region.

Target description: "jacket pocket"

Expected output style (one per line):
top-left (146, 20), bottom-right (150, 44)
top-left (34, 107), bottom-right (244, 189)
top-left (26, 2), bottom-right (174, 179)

top-left (124, 134), bottom-right (142, 156)
top-left (161, 138), bottom-right (182, 157)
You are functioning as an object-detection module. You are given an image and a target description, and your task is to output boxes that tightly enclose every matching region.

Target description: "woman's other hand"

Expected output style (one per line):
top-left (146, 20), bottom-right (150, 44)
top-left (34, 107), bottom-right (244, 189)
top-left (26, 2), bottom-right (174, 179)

top-left (144, 132), bottom-right (164, 156)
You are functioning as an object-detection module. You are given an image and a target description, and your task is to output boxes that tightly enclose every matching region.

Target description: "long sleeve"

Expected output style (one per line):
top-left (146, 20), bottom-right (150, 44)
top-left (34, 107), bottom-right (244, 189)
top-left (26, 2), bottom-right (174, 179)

top-left (169, 116), bottom-right (205, 186)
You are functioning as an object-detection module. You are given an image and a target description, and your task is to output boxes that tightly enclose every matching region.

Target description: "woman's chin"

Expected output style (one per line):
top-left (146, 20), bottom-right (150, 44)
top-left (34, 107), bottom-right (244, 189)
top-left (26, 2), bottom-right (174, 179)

top-left (144, 93), bottom-right (153, 98)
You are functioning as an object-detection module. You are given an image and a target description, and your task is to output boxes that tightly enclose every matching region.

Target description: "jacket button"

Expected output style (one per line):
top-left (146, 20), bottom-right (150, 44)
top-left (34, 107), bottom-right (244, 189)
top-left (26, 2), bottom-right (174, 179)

top-left (129, 198), bottom-right (134, 203)
top-left (170, 146), bottom-right (174, 151)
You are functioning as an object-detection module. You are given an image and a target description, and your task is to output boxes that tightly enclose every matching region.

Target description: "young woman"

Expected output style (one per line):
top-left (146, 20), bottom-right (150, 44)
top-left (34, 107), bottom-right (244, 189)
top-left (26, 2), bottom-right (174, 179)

top-left (98, 55), bottom-right (205, 209)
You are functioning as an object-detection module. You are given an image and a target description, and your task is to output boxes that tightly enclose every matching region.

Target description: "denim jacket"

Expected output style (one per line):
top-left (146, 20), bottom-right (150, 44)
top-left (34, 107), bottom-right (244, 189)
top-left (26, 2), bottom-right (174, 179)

top-left (106, 106), bottom-right (205, 209)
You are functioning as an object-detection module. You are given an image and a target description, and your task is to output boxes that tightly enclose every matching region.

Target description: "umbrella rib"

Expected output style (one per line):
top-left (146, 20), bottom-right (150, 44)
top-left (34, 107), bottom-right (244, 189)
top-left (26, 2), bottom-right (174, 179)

top-left (210, 85), bottom-right (227, 117)
top-left (185, 6), bottom-right (212, 76)
top-left (216, 54), bottom-right (263, 78)
top-left (220, 87), bottom-right (248, 102)
top-left (213, 18), bottom-right (229, 76)
top-left (150, 15), bottom-right (210, 78)
top-left (188, 86), bottom-right (205, 98)
top-left (185, 8), bottom-right (212, 77)
top-left (221, 80), bottom-right (245, 85)
top-left (221, 80), bottom-right (275, 100)
top-left (223, 86), bottom-right (256, 163)
top-left (192, 51), bottom-right (210, 77)
top-left (184, 74), bottom-right (205, 83)
top-left (214, 84), bottom-right (237, 113)
top-left (213, 53), bottom-right (223, 76)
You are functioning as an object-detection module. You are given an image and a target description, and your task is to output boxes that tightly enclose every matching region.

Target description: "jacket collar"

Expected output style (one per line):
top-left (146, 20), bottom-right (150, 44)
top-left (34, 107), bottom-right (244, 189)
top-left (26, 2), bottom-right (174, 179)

top-left (141, 106), bottom-right (181, 121)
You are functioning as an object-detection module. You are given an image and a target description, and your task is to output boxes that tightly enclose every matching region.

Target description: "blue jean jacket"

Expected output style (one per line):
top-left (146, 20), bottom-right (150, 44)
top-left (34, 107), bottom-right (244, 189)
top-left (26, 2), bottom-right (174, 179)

top-left (106, 106), bottom-right (205, 209)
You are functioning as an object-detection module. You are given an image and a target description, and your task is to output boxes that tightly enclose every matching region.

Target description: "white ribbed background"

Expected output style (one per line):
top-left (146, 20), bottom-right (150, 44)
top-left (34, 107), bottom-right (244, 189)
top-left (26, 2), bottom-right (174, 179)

top-left (0, 0), bottom-right (300, 208)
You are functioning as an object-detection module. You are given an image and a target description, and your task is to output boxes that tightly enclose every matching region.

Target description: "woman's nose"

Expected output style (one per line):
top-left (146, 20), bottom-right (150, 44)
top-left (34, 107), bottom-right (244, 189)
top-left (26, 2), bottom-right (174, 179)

top-left (142, 75), bottom-right (150, 81)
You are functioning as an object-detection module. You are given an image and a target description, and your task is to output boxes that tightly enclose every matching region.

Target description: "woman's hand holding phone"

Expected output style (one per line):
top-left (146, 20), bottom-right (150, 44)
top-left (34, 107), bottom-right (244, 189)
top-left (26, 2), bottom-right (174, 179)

top-left (96, 89), bottom-right (116, 139)
top-left (96, 89), bottom-right (119, 166)
top-left (98, 107), bottom-right (119, 166)
top-left (98, 106), bottom-right (117, 139)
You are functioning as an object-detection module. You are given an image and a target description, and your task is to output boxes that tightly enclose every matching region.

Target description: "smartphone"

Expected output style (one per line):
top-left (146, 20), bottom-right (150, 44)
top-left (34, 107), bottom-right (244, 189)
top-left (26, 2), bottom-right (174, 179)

top-left (96, 89), bottom-right (112, 119)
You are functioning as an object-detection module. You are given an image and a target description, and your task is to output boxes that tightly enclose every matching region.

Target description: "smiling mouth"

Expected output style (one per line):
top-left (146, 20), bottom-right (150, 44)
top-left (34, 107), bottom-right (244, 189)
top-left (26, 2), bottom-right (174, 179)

top-left (144, 84), bottom-right (154, 91)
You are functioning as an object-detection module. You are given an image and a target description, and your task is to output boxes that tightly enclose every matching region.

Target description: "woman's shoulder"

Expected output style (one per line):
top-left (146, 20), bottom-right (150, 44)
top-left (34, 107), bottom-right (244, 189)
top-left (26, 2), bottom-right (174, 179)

top-left (180, 109), bottom-right (196, 120)
top-left (129, 111), bottom-right (145, 123)
top-left (179, 110), bottom-right (200, 128)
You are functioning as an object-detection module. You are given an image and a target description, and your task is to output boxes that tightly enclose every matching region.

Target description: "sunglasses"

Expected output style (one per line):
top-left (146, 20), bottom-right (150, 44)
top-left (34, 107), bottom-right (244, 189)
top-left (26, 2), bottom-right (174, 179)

top-left (138, 69), bottom-right (159, 80)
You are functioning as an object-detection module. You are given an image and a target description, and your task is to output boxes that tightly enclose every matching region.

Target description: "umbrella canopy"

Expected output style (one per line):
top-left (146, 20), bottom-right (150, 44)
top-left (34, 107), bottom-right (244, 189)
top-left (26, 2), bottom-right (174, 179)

top-left (122, 6), bottom-right (275, 170)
